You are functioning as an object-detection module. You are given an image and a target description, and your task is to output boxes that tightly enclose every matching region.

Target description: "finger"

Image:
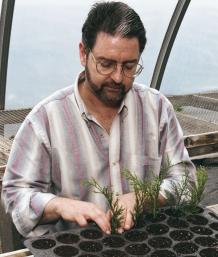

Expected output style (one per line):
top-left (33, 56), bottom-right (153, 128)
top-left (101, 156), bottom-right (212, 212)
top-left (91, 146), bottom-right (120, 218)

top-left (117, 208), bottom-right (127, 234)
top-left (75, 216), bottom-right (88, 227)
top-left (89, 209), bottom-right (111, 234)
top-left (117, 227), bottom-right (124, 234)
top-left (124, 211), bottom-right (134, 230)
top-left (94, 215), bottom-right (111, 234)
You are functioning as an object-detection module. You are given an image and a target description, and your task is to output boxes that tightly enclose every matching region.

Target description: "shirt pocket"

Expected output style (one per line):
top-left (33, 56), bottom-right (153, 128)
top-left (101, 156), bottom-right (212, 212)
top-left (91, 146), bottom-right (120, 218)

top-left (124, 154), bottom-right (162, 181)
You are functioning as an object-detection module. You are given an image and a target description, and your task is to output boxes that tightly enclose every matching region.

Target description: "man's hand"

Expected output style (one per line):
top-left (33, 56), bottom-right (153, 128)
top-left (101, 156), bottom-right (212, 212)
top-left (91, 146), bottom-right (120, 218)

top-left (110, 192), bottom-right (167, 234)
top-left (115, 192), bottom-right (136, 233)
top-left (41, 197), bottom-right (111, 234)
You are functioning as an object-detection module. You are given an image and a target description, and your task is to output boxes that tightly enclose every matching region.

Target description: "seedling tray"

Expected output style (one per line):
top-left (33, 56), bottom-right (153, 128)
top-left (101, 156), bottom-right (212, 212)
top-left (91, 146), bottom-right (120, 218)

top-left (24, 207), bottom-right (218, 257)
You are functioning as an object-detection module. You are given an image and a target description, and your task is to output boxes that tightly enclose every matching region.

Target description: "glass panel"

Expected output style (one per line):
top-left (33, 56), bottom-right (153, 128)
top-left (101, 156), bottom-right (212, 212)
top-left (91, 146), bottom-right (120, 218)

top-left (5, 0), bottom-right (176, 108)
top-left (161, 0), bottom-right (218, 136)
top-left (161, 0), bottom-right (218, 95)
top-left (0, 0), bottom-right (2, 18)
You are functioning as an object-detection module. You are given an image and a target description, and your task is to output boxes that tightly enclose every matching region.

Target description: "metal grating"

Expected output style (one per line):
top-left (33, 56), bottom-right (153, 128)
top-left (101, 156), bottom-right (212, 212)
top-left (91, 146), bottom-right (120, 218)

top-left (168, 90), bottom-right (218, 136)
top-left (0, 135), bottom-right (12, 181)
top-left (0, 108), bottom-right (30, 173)
top-left (0, 108), bottom-right (31, 139)
top-left (0, 135), bottom-right (11, 165)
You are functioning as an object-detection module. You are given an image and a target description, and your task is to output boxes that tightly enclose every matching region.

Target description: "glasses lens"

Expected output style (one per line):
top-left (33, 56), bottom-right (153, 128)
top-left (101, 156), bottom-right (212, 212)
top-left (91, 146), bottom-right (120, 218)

top-left (96, 62), bottom-right (115, 75)
top-left (124, 64), bottom-right (143, 78)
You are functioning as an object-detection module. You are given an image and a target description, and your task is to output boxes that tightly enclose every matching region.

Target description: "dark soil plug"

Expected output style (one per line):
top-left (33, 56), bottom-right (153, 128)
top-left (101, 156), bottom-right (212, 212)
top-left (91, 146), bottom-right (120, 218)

top-left (56, 233), bottom-right (80, 244)
top-left (31, 238), bottom-right (56, 249)
top-left (53, 245), bottom-right (79, 256)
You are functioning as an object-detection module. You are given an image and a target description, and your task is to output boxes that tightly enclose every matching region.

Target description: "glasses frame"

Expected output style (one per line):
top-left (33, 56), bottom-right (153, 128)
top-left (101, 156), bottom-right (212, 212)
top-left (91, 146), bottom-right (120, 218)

top-left (89, 49), bottom-right (144, 78)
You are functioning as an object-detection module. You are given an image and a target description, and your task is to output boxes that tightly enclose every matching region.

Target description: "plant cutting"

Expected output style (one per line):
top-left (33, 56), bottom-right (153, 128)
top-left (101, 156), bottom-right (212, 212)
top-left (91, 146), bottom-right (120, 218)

top-left (167, 164), bottom-right (191, 216)
top-left (85, 178), bottom-right (125, 233)
top-left (122, 169), bottom-right (147, 227)
top-left (123, 158), bottom-right (171, 223)
top-left (186, 165), bottom-right (208, 213)
top-left (166, 165), bottom-right (208, 217)
top-left (145, 174), bottom-right (164, 219)
top-left (122, 169), bottom-right (163, 222)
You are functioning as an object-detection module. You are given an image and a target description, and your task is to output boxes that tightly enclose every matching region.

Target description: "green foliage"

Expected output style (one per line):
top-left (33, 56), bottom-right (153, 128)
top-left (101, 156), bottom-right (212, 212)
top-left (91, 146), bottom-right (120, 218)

top-left (168, 164), bottom-right (208, 216)
top-left (146, 158), bottom-right (171, 218)
top-left (123, 159), bottom-right (171, 222)
top-left (174, 104), bottom-right (183, 112)
top-left (146, 175), bottom-right (162, 218)
top-left (145, 162), bottom-right (169, 218)
top-left (170, 165), bottom-right (190, 213)
top-left (186, 166), bottom-right (208, 213)
top-left (122, 169), bottom-right (148, 226)
top-left (85, 178), bottom-right (124, 233)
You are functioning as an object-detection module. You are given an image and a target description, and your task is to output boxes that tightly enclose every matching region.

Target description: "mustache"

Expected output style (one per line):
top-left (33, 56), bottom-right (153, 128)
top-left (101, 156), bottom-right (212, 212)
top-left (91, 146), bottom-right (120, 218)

top-left (102, 82), bottom-right (125, 89)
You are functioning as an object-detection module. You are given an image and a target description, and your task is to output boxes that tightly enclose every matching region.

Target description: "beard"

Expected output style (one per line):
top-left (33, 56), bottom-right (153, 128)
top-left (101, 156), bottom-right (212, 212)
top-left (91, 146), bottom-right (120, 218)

top-left (85, 66), bottom-right (130, 107)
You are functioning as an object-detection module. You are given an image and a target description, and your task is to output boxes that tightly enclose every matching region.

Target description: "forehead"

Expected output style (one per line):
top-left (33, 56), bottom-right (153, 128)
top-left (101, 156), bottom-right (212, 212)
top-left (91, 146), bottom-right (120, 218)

top-left (92, 32), bottom-right (140, 61)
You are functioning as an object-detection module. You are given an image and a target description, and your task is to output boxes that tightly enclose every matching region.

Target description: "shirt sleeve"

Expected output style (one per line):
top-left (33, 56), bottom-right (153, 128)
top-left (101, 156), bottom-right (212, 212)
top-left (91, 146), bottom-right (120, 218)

top-left (1, 115), bottom-right (57, 237)
top-left (158, 96), bottom-right (196, 200)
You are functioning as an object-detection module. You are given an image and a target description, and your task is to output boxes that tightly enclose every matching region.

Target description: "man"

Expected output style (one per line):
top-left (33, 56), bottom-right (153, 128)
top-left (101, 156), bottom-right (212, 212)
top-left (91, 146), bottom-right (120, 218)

top-left (2, 1), bottom-right (196, 238)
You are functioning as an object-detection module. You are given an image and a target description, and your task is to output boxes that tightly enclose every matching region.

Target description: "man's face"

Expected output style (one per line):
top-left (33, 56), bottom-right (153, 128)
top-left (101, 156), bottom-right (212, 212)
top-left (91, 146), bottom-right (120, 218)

top-left (80, 32), bottom-right (140, 107)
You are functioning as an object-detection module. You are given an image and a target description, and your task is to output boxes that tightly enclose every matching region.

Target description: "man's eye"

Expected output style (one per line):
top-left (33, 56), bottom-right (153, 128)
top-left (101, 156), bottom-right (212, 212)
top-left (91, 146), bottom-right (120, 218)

top-left (100, 61), bottom-right (114, 68)
top-left (124, 63), bottom-right (136, 70)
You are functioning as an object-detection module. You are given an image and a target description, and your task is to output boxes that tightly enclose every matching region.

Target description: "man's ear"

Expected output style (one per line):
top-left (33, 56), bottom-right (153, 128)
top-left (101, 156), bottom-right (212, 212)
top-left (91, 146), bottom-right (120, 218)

top-left (79, 42), bottom-right (87, 67)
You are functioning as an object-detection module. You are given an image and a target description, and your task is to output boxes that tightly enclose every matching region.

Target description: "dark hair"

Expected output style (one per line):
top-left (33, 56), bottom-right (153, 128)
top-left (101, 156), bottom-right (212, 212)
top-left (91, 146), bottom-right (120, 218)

top-left (82, 1), bottom-right (146, 53)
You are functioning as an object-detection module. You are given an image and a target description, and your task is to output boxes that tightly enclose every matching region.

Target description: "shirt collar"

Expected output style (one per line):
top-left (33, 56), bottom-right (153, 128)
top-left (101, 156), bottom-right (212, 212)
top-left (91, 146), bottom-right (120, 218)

top-left (73, 71), bottom-right (89, 118)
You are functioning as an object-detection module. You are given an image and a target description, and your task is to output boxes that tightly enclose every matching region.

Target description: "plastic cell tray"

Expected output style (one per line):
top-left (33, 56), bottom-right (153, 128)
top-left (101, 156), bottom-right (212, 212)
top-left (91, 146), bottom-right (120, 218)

top-left (24, 207), bottom-right (218, 257)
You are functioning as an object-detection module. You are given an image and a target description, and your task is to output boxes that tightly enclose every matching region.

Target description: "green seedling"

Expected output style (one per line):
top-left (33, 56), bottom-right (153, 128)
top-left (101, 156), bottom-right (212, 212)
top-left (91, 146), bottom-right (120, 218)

top-left (145, 158), bottom-right (172, 219)
top-left (122, 169), bottom-right (148, 227)
top-left (123, 158), bottom-right (171, 221)
top-left (169, 165), bottom-right (190, 216)
top-left (85, 178), bottom-right (124, 233)
top-left (146, 175), bottom-right (163, 219)
top-left (167, 163), bottom-right (208, 216)
top-left (186, 166), bottom-right (208, 213)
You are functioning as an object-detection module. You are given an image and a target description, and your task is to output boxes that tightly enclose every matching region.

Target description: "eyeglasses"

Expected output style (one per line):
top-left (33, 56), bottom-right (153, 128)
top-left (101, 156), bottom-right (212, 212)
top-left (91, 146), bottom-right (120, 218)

top-left (89, 50), bottom-right (143, 78)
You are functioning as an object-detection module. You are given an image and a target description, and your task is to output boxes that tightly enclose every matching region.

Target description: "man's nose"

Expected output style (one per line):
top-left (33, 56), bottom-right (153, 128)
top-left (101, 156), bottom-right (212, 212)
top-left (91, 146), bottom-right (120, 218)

top-left (110, 65), bottom-right (124, 83)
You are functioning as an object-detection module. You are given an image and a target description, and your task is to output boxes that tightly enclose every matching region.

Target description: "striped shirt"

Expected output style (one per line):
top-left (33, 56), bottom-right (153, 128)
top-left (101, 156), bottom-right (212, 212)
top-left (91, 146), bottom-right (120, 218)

top-left (2, 72), bottom-right (196, 237)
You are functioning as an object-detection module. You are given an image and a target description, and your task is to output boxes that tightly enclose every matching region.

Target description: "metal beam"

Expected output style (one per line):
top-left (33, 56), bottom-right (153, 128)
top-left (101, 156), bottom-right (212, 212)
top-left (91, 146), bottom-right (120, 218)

top-left (0, 0), bottom-right (15, 110)
top-left (150, 0), bottom-right (191, 90)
